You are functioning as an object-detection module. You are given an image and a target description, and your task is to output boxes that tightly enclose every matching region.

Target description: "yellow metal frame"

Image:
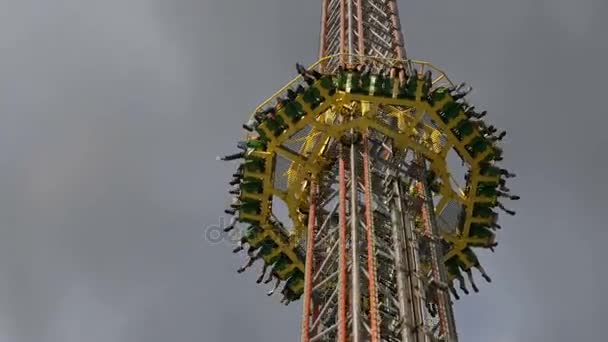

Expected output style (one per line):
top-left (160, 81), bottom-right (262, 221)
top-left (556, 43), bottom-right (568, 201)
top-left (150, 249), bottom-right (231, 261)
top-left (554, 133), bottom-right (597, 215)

top-left (240, 54), bottom-right (502, 275)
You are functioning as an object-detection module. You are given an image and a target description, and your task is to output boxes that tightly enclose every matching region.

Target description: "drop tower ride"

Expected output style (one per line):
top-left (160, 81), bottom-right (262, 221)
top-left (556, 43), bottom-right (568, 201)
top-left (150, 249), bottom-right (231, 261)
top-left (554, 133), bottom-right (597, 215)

top-left (219, 1), bottom-right (518, 341)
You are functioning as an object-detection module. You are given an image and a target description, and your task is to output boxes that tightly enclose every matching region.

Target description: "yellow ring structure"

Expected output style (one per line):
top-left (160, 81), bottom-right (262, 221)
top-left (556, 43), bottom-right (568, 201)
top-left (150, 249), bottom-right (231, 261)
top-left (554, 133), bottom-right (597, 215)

top-left (239, 54), bottom-right (503, 277)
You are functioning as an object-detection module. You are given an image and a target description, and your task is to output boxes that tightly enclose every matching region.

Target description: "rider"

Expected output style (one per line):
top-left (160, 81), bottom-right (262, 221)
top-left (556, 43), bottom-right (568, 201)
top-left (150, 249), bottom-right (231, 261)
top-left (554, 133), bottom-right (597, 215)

top-left (462, 247), bottom-right (492, 283)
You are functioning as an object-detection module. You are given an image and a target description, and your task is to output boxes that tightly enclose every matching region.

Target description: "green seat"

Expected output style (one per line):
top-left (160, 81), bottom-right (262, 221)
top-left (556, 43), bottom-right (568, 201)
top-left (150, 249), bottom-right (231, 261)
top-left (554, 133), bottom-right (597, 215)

top-left (349, 71), bottom-right (361, 93)
top-left (318, 75), bottom-right (335, 91)
top-left (264, 116), bottom-right (285, 137)
top-left (440, 102), bottom-right (461, 123)
top-left (241, 177), bottom-right (263, 193)
top-left (335, 70), bottom-right (348, 91)
top-left (421, 73), bottom-right (432, 97)
top-left (453, 119), bottom-right (474, 140)
top-left (480, 165), bottom-right (501, 178)
top-left (472, 203), bottom-right (494, 218)
top-left (476, 184), bottom-right (497, 198)
top-left (258, 239), bottom-right (278, 257)
top-left (428, 87), bottom-right (448, 105)
top-left (240, 199), bottom-right (261, 214)
top-left (245, 139), bottom-right (267, 150)
top-left (271, 254), bottom-right (292, 280)
top-left (376, 74), bottom-right (392, 97)
top-left (244, 156), bottom-right (265, 173)
top-left (286, 270), bottom-right (304, 293)
top-left (283, 100), bottom-right (305, 120)
top-left (243, 226), bottom-right (264, 248)
top-left (466, 136), bottom-right (489, 157)
top-left (407, 74), bottom-right (418, 93)
top-left (358, 73), bottom-right (372, 94)
top-left (302, 86), bottom-right (322, 108)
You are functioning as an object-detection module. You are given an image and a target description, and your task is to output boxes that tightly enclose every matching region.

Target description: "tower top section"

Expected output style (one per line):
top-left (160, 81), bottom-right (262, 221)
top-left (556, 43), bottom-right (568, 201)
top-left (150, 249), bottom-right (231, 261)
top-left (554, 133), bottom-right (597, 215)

top-left (319, 0), bottom-right (407, 67)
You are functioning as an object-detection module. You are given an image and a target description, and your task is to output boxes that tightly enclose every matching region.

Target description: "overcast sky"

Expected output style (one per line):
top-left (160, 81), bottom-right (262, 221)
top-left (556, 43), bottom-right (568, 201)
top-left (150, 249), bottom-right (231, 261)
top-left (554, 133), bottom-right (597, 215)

top-left (0, 0), bottom-right (606, 341)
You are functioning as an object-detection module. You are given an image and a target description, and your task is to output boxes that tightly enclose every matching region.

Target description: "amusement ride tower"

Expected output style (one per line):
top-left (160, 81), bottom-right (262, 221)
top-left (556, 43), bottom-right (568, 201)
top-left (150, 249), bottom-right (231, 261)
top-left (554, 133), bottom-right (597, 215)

top-left (219, 1), bottom-right (518, 341)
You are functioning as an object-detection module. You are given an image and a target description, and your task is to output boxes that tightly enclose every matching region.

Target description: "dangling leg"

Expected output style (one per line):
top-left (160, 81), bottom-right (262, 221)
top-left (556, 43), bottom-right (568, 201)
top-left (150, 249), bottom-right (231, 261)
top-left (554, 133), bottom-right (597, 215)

top-left (449, 284), bottom-right (460, 300)
top-left (456, 274), bottom-right (469, 294)
top-left (466, 269), bottom-right (479, 292)
top-left (236, 141), bottom-right (248, 151)
top-left (426, 302), bottom-right (436, 317)
top-left (309, 68), bottom-right (322, 80)
top-left (476, 263), bottom-right (492, 283)
top-left (230, 197), bottom-right (240, 208)
top-left (267, 278), bottom-right (281, 296)
top-left (237, 255), bottom-right (258, 273)
top-left (242, 118), bottom-right (258, 131)
top-left (263, 270), bottom-right (275, 284)
top-left (498, 191), bottom-right (520, 200)
top-left (295, 84), bottom-right (305, 95)
top-left (500, 169), bottom-right (516, 178)
top-left (232, 240), bottom-right (245, 253)
top-left (224, 217), bottom-right (238, 233)
top-left (297, 63), bottom-right (319, 81)
top-left (219, 152), bottom-right (245, 161)
top-left (497, 202), bottom-right (516, 215)
top-left (256, 263), bottom-right (268, 283)
top-left (474, 110), bottom-right (487, 119)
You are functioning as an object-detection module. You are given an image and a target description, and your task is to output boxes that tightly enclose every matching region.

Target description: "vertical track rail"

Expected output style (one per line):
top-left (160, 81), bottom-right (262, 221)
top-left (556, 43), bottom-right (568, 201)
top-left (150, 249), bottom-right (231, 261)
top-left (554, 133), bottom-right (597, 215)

top-left (301, 182), bottom-right (318, 342)
top-left (362, 136), bottom-right (379, 342)
top-left (387, 0), bottom-right (406, 59)
top-left (420, 181), bottom-right (458, 341)
top-left (339, 0), bottom-right (346, 64)
top-left (356, 0), bottom-right (364, 57)
top-left (338, 146), bottom-right (349, 342)
top-left (319, 0), bottom-right (330, 60)
top-left (350, 138), bottom-right (361, 342)
top-left (399, 180), bottom-right (427, 342)
top-left (416, 182), bottom-right (447, 337)
top-left (389, 179), bottom-right (414, 342)
top-left (346, 0), bottom-right (354, 64)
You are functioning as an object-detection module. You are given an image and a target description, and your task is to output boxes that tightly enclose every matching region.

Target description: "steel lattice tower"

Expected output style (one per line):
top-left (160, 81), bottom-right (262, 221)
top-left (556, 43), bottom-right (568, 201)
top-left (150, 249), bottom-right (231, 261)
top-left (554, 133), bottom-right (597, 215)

top-left (220, 1), bottom-right (516, 341)
top-left (303, 2), bottom-right (457, 341)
